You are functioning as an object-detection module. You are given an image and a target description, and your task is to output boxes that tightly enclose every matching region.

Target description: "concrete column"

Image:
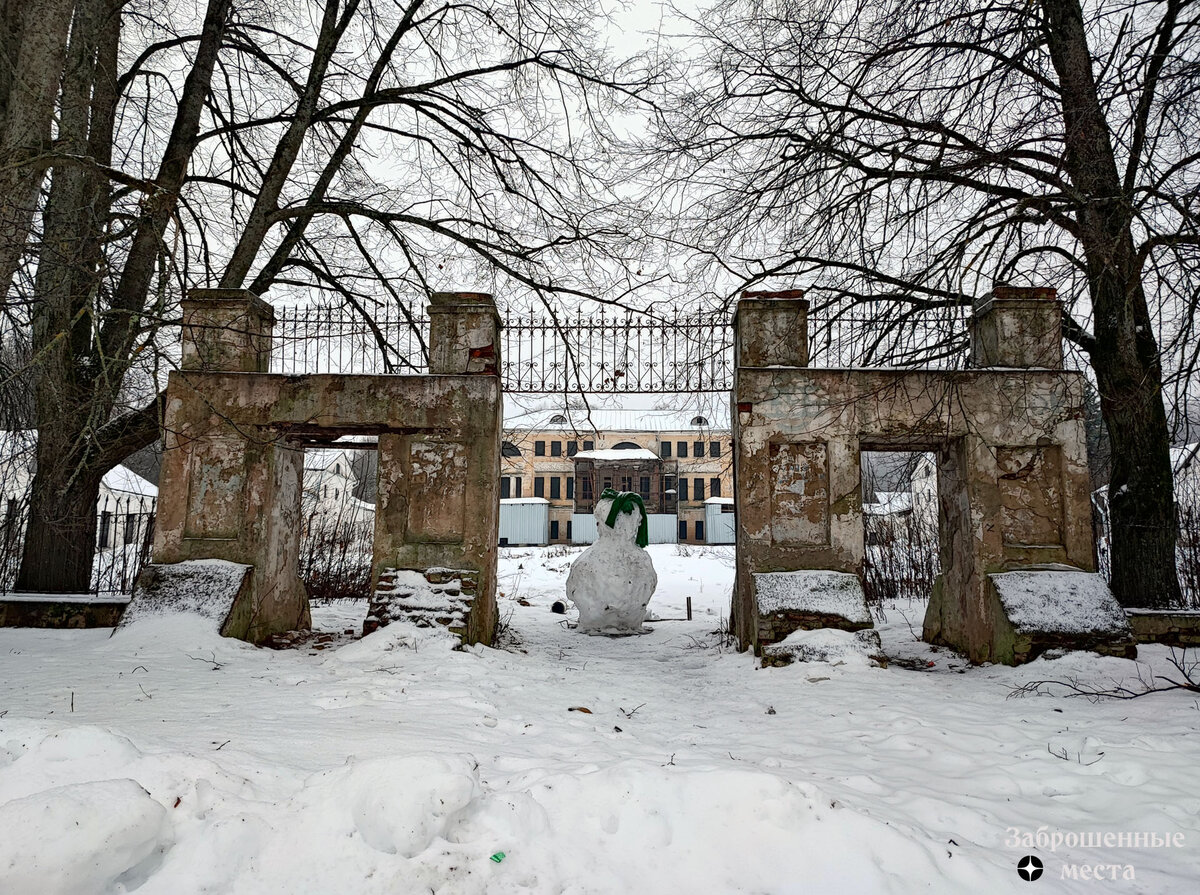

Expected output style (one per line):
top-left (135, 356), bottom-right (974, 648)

top-left (970, 285), bottom-right (1063, 369)
top-left (181, 288), bottom-right (275, 373)
top-left (734, 290), bottom-right (809, 369)
top-left (427, 291), bottom-right (501, 375)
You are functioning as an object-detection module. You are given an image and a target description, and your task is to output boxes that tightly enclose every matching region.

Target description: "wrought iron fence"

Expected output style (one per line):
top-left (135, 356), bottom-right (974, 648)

top-left (271, 301), bottom-right (974, 392)
top-left (0, 495), bottom-right (156, 595)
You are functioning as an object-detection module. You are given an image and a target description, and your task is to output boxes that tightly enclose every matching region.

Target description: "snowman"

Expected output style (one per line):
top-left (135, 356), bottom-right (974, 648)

top-left (566, 489), bottom-right (658, 635)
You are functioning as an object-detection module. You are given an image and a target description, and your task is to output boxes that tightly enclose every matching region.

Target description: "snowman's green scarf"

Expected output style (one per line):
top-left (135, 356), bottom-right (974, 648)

top-left (599, 488), bottom-right (649, 549)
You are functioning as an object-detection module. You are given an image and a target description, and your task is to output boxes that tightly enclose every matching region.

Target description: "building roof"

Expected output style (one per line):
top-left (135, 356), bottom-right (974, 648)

top-left (304, 448), bottom-right (353, 472)
top-left (864, 491), bottom-right (913, 516)
top-left (574, 447), bottom-right (660, 461)
top-left (101, 466), bottom-right (158, 498)
top-left (504, 401), bottom-right (730, 433)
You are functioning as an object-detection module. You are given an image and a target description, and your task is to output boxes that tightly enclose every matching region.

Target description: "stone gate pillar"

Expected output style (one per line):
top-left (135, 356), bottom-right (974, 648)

top-left (181, 288), bottom-right (276, 372)
top-left (146, 289), bottom-right (308, 642)
top-left (369, 292), bottom-right (502, 644)
top-left (970, 285), bottom-right (1063, 369)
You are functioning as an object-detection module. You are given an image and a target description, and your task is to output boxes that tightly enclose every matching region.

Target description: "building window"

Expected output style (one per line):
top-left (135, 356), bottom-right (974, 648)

top-left (677, 441), bottom-right (687, 458)
top-left (583, 440), bottom-right (595, 451)
top-left (639, 476), bottom-right (650, 499)
top-left (710, 477), bottom-right (721, 498)
top-left (663, 475), bottom-right (676, 498)
top-left (567, 440), bottom-right (578, 456)
top-left (550, 413), bottom-right (567, 424)
top-left (693, 440), bottom-right (704, 457)
top-left (124, 514), bottom-right (138, 544)
top-left (500, 477), bottom-right (511, 499)
top-left (620, 475), bottom-right (632, 492)
top-left (535, 440), bottom-right (546, 456)
top-left (709, 441), bottom-right (721, 458)
top-left (514, 477), bottom-right (523, 497)
top-left (551, 441), bottom-right (562, 457)
top-left (502, 441), bottom-right (522, 457)
top-left (696, 520), bottom-right (706, 542)
top-left (582, 477), bottom-right (593, 502)
top-left (534, 477), bottom-right (545, 497)
top-left (679, 479), bottom-right (688, 501)
top-left (678, 519), bottom-right (687, 540)
top-left (661, 441), bottom-right (672, 458)
top-left (566, 521), bottom-right (572, 540)
top-left (691, 415), bottom-right (709, 426)
top-left (550, 520), bottom-right (560, 540)
top-left (98, 511), bottom-right (112, 549)
top-left (602, 476), bottom-right (613, 492)
top-left (566, 477), bottom-right (574, 499)
top-left (550, 477), bottom-right (561, 500)
top-left (335, 463), bottom-right (341, 475)
top-left (694, 478), bottom-right (705, 501)
top-left (323, 485), bottom-right (328, 498)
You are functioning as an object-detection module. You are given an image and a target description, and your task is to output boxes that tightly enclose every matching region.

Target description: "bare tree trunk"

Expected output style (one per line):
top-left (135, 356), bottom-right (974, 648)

top-left (17, 0), bottom-right (230, 592)
top-left (0, 0), bottom-right (74, 299)
top-left (1041, 0), bottom-right (1182, 608)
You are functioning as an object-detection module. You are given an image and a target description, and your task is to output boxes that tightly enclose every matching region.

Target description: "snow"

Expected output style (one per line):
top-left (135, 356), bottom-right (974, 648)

top-left (120, 560), bottom-right (252, 633)
top-left (503, 402), bottom-right (730, 433)
top-left (565, 497), bottom-right (657, 634)
top-left (499, 497), bottom-right (549, 504)
top-left (863, 491), bottom-right (913, 516)
top-left (990, 570), bottom-right (1130, 635)
top-left (0, 547), bottom-right (1198, 892)
top-left (754, 570), bottom-right (872, 625)
top-left (0, 592), bottom-right (129, 604)
top-left (705, 496), bottom-right (735, 505)
top-left (572, 447), bottom-right (660, 461)
top-left (762, 627), bottom-right (883, 667)
top-left (101, 466), bottom-right (159, 499)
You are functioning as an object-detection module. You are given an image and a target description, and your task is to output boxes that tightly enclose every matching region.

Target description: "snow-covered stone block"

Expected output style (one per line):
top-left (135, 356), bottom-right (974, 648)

top-left (985, 569), bottom-right (1136, 663)
top-left (365, 567), bottom-right (478, 640)
top-left (761, 627), bottom-right (884, 668)
top-left (752, 570), bottom-right (873, 650)
top-left (121, 559), bottom-right (254, 635)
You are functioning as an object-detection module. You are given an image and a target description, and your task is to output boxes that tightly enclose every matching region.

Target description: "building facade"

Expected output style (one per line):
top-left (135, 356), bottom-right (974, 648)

top-left (500, 408), bottom-right (732, 544)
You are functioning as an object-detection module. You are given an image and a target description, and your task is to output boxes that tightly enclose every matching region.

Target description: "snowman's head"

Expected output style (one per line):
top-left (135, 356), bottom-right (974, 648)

top-left (594, 491), bottom-right (648, 546)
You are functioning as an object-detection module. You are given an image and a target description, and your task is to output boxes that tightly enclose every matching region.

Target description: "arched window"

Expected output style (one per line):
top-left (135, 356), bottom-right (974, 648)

top-left (691, 415), bottom-right (709, 426)
top-left (501, 441), bottom-right (522, 457)
top-left (612, 441), bottom-right (641, 450)
top-left (549, 413), bottom-right (568, 424)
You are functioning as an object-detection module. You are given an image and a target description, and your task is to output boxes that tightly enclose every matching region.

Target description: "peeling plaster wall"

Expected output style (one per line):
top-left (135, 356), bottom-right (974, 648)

top-left (732, 367), bottom-right (1096, 660)
top-left (154, 373), bottom-right (501, 645)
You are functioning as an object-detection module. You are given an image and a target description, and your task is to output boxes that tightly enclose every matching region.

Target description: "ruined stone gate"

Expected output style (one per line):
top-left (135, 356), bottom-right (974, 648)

top-left (731, 287), bottom-right (1136, 665)
top-left (135, 282), bottom-right (1136, 666)
top-left (134, 289), bottom-right (502, 645)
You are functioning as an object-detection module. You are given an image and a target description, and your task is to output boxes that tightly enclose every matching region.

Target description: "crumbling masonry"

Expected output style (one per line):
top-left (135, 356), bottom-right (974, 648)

top-left (133, 289), bottom-right (501, 645)
top-left (731, 287), bottom-right (1136, 664)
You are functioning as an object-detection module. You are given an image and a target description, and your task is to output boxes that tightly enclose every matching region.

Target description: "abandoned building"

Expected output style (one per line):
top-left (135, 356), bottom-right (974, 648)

top-left (498, 410), bottom-right (733, 545)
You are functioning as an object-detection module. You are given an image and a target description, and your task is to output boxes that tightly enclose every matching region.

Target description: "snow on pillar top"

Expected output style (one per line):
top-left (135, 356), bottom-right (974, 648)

top-left (427, 291), bottom-right (501, 375)
top-left (181, 288), bottom-right (275, 373)
top-left (735, 289), bottom-right (809, 369)
top-left (970, 285), bottom-right (1063, 369)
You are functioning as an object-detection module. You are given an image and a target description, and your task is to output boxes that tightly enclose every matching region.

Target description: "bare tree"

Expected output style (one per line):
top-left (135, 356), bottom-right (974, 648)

top-left (3, 0), bottom-right (657, 591)
top-left (652, 0), bottom-right (1200, 608)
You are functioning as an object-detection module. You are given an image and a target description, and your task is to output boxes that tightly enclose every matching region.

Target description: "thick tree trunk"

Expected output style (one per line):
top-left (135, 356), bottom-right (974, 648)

top-left (1041, 0), bottom-right (1182, 608)
top-left (13, 444), bottom-right (102, 593)
top-left (0, 0), bottom-right (74, 298)
top-left (16, 0), bottom-right (230, 591)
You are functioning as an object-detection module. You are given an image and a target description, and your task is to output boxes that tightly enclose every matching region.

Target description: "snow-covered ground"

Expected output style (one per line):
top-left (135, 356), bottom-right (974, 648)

top-left (1, 545), bottom-right (1198, 893)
